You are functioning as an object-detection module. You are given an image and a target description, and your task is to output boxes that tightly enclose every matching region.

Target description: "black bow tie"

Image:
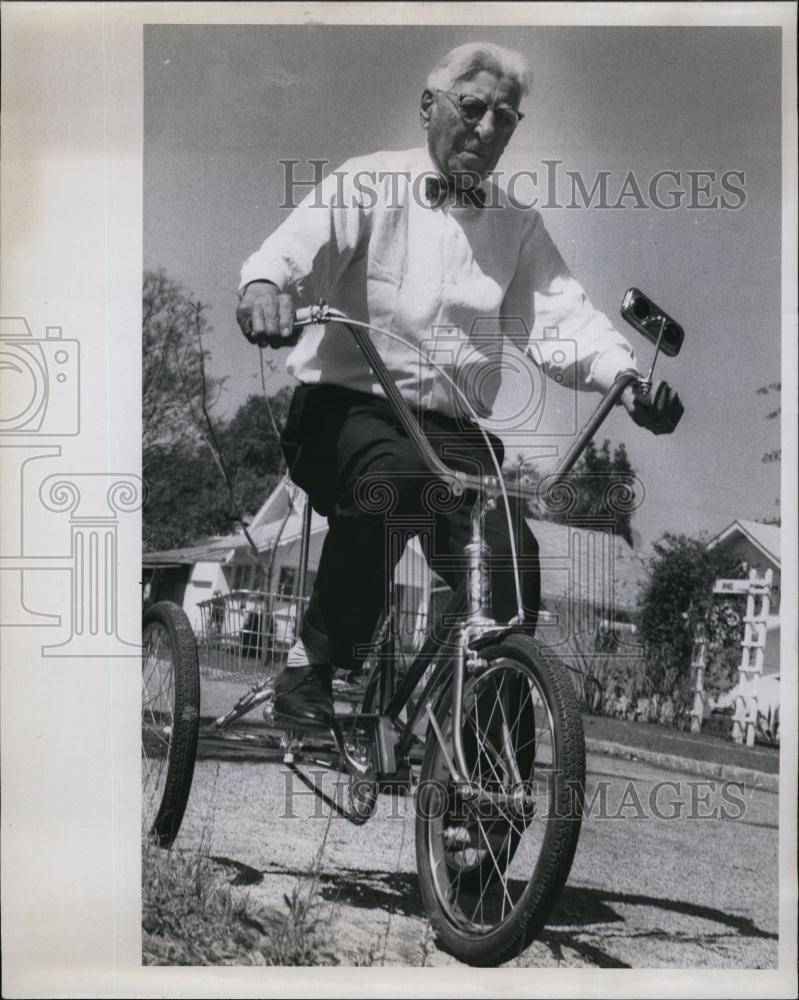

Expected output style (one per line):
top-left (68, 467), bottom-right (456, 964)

top-left (425, 175), bottom-right (486, 209)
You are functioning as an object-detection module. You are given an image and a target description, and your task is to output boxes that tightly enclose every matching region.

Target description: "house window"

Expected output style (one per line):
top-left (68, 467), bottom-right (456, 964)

top-left (232, 562), bottom-right (260, 591)
top-left (275, 566), bottom-right (316, 598)
top-left (278, 566), bottom-right (296, 597)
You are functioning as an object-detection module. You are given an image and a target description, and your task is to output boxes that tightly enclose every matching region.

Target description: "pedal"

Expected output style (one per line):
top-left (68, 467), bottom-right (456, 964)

top-left (280, 731), bottom-right (304, 764)
top-left (331, 719), bottom-right (374, 780)
top-left (215, 679), bottom-right (275, 729)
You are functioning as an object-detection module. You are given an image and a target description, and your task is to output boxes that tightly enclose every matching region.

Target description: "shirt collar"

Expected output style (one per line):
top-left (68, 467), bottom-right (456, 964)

top-left (410, 146), bottom-right (487, 210)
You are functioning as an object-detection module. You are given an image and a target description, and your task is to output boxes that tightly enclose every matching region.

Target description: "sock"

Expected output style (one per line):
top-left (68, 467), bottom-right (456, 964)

top-left (286, 640), bottom-right (324, 669)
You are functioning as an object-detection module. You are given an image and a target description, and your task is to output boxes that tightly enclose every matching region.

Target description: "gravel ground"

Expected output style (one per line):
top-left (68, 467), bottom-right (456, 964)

top-left (168, 750), bottom-right (779, 969)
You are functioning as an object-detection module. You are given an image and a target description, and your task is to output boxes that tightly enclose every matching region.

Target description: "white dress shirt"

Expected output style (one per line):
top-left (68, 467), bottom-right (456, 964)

top-left (240, 147), bottom-right (637, 420)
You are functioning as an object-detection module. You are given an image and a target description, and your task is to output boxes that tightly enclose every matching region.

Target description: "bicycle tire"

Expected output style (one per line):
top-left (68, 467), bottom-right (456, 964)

top-left (415, 633), bottom-right (585, 966)
top-left (141, 601), bottom-right (200, 847)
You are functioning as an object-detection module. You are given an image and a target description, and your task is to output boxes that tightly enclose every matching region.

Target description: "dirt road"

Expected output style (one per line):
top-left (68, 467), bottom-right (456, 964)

top-left (173, 749), bottom-right (779, 968)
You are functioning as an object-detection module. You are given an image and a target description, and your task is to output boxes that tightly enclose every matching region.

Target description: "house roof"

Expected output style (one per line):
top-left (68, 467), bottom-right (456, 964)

top-left (707, 519), bottom-right (781, 567)
top-left (248, 502), bottom-right (326, 550)
top-left (142, 540), bottom-right (234, 567)
top-left (145, 479), bottom-right (646, 609)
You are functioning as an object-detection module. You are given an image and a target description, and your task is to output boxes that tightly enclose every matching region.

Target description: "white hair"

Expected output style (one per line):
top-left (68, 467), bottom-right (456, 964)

top-left (426, 42), bottom-right (532, 98)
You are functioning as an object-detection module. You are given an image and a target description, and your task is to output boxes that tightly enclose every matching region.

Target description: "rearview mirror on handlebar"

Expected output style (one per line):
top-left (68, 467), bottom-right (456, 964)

top-left (620, 288), bottom-right (684, 357)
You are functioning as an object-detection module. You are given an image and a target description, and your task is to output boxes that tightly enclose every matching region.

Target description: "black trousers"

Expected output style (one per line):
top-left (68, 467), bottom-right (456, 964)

top-left (280, 384), bottom-right (541, 672)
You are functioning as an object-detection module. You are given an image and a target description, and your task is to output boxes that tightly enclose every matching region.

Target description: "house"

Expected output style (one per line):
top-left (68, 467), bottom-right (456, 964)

top-left (706, 519), bottom-right (781, 676)
top-left (143, 478), bottom-right (647, 654)
top-left (523, 516), bottom-right (647, 653)
top-left (142, 478), bottom-right (432, 636)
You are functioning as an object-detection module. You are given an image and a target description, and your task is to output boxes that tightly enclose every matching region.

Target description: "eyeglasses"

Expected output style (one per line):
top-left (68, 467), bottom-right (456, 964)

top-left (435, 90), bottom-right (524, 131)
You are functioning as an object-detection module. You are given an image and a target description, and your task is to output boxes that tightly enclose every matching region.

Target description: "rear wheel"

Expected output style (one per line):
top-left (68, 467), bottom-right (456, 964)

top-left (415, 634), bottom-right (585, 966)
top-left (142, 601), bottom-right (200, 847)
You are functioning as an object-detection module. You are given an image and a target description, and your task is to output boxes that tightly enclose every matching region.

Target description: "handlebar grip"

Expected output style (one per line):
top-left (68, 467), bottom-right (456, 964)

top-left (294, 306), bottom-right (314, 327)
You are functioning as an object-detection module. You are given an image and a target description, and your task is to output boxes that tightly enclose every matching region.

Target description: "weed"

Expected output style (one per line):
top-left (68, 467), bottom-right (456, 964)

top-left (142, 769), bottom-right (337, 966)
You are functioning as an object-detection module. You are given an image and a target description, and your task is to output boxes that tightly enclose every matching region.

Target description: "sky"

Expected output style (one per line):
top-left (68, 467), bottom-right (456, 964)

top-left (143, 23), bottom-right (783, 553)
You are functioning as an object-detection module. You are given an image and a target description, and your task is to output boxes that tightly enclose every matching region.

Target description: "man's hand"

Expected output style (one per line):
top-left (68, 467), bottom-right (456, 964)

top-left (621, 378), bottom-right (684, 435)
top-left (236, 280), bottom-right (299, 349)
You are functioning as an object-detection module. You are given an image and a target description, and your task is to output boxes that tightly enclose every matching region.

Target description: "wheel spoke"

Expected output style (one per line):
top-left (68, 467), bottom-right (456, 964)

top-left (465, 807), bottom-right (515, 922)
top-left (142, 622), bottom-right (178, 832)
top-left (424, 648), bottom-right (582, 945)
top-left (464, 705), bottom-right (508, 789)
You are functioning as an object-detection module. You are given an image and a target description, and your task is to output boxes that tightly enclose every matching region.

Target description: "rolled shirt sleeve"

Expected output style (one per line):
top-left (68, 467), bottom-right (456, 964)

top-left (503, 210), bottom-right (638, 392)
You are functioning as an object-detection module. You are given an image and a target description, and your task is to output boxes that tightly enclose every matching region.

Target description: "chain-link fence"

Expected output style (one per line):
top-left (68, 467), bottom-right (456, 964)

top-left (196, 582), bottom-right (435, 685)
top-left (196, 589), bottom-right (309, 683)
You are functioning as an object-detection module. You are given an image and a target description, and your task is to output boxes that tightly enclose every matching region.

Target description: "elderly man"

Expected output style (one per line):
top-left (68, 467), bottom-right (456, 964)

top-left (236, 42), bottom-right (682, 725)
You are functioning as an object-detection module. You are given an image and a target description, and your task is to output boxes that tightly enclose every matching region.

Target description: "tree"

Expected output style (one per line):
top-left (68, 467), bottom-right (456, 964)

top-left (142, 268), bottom-right (221, 452)
top-left (563, 439), bottom-right (637, 546)
top-left (219, 390), bottom-right (292, 519)
top-left (757, 382), bottom-right (781, 525)
top-left (506, 438), bottom-right (640, 547)
top-left (637, 533), bottom-right (745, 720)
top-left (142, 267), bottom-right (290, 555)
top-left (143, 445), bottom-right (241, 551)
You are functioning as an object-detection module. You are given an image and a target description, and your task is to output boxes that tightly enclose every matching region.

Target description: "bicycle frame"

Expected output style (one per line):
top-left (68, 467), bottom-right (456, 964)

top-left (211, 304), bottom-right (642, 812)
top-left (243, 304), bottom-right (641, 812)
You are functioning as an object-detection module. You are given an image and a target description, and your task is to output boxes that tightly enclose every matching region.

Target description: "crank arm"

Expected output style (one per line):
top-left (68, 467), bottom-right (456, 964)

top-left (284, 761), bottom-right (373, 826)
top-left (330, 718), bottom-right (374, 781)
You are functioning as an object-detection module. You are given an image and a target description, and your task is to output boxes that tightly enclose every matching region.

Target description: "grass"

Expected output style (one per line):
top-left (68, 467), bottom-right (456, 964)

top-left (583, 713), bottom-right (780, 773)
top-left (142, 810), bottom-right (339, 966)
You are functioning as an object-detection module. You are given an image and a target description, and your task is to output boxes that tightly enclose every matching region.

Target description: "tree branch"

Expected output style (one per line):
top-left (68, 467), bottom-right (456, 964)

top-left (185, 301), bottom-right (266, 573)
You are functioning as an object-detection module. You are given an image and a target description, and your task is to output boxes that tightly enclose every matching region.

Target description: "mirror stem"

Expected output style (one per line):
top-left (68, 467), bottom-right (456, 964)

top-left (645, 316), bottom-right (668, 386)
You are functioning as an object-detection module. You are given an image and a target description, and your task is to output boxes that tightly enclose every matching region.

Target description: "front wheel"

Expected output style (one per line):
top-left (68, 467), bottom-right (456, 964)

top-left (415, 634), bottom-right (585, 966)
top-left (142, 601), bottom-right (200, 847)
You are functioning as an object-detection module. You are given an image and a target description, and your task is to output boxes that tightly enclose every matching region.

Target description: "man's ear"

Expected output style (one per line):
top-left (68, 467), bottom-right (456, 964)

top-left (419, 88), bottom-right (434, 129)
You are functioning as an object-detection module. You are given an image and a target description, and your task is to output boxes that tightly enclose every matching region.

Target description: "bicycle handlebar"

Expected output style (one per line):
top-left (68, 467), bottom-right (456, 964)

top-left (290, 303), bottom-right (649, 503)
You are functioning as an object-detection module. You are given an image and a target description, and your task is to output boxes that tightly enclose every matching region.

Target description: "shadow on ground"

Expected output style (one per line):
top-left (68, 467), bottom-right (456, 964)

top-left (209, 854), bottom-right (777, 968)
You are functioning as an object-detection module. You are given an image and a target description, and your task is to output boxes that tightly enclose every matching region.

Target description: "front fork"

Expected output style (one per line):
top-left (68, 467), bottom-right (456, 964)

top-left (428, 489), bottom-right (528, 806)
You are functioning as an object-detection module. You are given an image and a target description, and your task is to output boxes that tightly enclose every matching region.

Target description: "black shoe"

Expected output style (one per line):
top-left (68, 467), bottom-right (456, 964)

top-left (273, 664), bottom-right (334, 726)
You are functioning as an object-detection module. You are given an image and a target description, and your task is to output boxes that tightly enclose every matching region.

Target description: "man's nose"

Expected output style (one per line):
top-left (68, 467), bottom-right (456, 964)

top-left (474, 109), bottom-right (497, 143)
